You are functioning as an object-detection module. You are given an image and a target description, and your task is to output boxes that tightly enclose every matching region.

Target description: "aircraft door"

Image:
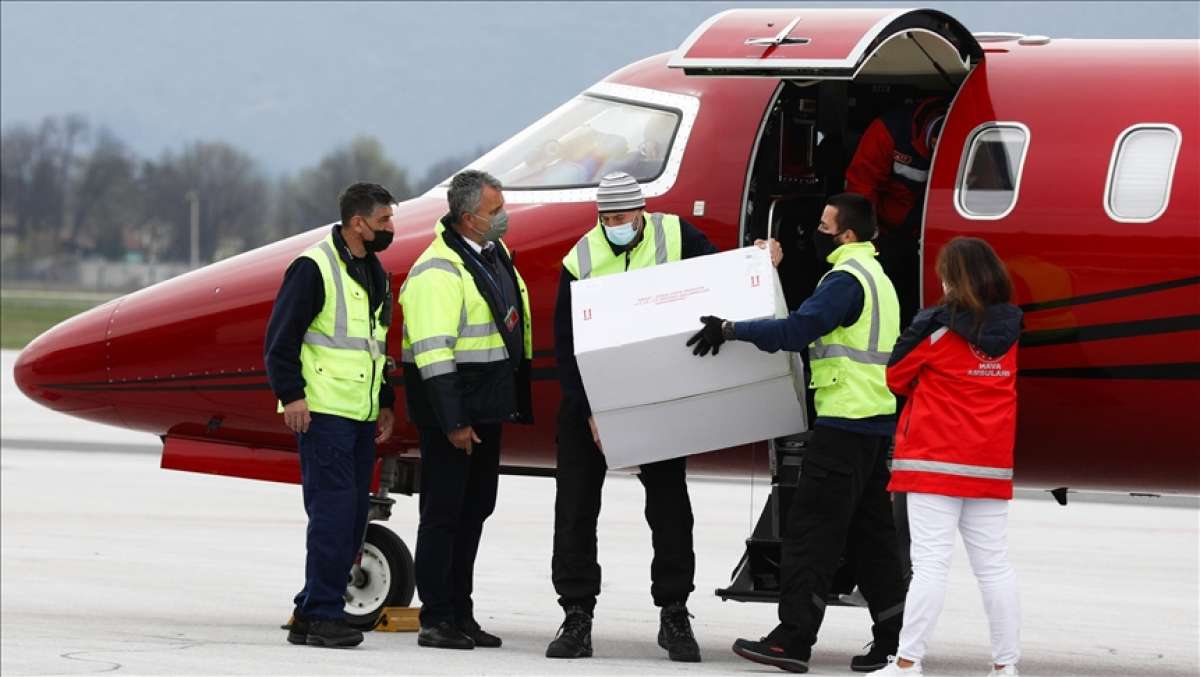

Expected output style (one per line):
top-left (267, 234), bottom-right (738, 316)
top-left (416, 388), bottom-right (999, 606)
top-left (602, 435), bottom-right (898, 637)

top-left (668, 8), bottom-right (982, 81)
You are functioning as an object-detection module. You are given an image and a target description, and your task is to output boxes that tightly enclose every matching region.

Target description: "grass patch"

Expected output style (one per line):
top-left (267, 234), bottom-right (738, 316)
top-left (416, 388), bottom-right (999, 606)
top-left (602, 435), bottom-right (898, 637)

top-left (0, 294), bottom-right (113, 350)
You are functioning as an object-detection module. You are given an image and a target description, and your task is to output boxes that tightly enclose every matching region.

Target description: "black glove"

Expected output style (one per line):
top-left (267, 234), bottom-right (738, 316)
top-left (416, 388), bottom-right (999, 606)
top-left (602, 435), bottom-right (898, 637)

top-left (686, 315), bottom-right (727, 357)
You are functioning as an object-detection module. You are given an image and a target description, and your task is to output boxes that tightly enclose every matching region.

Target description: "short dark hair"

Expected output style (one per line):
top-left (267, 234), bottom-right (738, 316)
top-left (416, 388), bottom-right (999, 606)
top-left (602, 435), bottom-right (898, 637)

top-left (339, 182), bottom-right (395, 225)
top-left (447, 170), bottom-right (502, 225)
top-left (825, 193), bottom-right (877, 242)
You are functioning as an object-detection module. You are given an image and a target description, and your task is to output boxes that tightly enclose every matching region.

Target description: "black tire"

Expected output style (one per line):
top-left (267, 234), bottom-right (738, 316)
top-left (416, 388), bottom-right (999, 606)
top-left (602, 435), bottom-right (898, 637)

top-left (344, 523), bottom-right (415, 630)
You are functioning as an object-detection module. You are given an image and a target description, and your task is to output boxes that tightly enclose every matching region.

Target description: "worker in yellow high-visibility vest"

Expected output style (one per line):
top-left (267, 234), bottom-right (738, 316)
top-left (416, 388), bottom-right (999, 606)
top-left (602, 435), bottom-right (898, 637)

top-left (399, 170), bottom-right (533, 651)
top-left (690, 193), bottom-right (909, 674)
top-left (546, 172), bottom-right (781, 663)
top-left (264, 182), bottom-right (397, 649)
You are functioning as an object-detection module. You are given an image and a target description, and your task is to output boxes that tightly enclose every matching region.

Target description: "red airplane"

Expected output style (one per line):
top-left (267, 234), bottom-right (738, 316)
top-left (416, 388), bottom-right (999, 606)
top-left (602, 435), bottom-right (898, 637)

top-left (13, 8), bottom-right (1200, 626)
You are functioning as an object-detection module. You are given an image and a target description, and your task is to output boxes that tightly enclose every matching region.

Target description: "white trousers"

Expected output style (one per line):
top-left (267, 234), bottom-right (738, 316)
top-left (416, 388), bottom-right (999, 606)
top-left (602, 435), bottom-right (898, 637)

top-left (897, 493), bottom-right (1021, 666)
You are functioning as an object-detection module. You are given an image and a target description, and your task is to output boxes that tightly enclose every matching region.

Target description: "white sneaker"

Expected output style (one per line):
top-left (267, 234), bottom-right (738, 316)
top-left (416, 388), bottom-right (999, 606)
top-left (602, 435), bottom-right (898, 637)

top-left (988, 666), bottom-right (1019, 677)
top-left (867, 656), bottom-right (923, 675)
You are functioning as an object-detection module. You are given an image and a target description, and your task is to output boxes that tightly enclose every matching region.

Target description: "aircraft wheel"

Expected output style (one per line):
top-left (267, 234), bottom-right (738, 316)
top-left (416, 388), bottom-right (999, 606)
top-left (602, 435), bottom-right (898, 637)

top-left (344, 523), bottom-right (415, 630)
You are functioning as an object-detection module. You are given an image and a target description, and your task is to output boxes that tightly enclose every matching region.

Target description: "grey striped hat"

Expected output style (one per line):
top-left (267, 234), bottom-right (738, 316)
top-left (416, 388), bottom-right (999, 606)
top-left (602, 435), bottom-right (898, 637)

top-left (596, 172), bottom-right (645, 213)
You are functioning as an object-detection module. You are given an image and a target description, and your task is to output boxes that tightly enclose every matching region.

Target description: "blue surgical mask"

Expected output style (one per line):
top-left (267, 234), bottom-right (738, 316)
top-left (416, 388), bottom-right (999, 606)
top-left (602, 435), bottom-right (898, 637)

top-left (604, 219), bottom-right (638, 246)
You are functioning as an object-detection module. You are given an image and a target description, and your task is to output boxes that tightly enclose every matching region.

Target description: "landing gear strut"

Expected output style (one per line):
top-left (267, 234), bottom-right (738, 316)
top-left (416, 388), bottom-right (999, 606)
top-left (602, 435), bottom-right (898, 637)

top-left (344, 457), bottom-right (419, 630)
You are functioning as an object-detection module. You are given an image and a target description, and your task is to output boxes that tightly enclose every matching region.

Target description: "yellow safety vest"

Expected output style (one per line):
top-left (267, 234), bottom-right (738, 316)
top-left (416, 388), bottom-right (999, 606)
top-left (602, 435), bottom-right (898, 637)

top-left (809, 242), bottom-right (900, 419)
top-left (399, 221), bottom-right (532, 380)
top-left (561, 212), bottom-right (683, 279)
top-left (284, 232), bottom-right (389, 422)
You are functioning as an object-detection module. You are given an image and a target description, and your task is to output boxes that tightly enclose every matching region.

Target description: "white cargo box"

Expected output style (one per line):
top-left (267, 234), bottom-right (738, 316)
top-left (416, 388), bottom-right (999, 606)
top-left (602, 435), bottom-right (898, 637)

top-left (571, 246), bottom-right (807, 469)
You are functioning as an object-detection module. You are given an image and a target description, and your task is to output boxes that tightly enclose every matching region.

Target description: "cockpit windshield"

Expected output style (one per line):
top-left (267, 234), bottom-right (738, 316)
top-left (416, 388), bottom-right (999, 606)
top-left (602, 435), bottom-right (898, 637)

top-left (451, 94), bottom-right (681, 190)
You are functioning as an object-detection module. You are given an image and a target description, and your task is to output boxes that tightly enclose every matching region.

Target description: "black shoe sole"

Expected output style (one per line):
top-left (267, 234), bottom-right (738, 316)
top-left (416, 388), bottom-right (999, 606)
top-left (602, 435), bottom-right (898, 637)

top-left (731, 643), bottom-right (809, 673)
top-left (852, 660), bottom-right (889, 672)
top-left (417, 638), bottom-right (474, 650)
top-left (306, 635), bottom-right (363, 648)
top-left (546, 645), bottom-right (593, 658)
top-left (287, 631), bottom-right (307, 645)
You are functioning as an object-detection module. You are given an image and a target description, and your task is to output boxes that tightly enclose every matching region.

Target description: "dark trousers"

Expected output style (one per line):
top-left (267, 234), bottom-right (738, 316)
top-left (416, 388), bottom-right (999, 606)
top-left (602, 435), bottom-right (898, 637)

top-left (551, 404), bottom-right (696, 614)
top-left (768, 425), bottom-right (907, 658)
top-left (876, 230), bottom-right (920, 329)
top-left (414, 423), bottom-right (501, 626)
top-left (293, 412), bottom-right (378, 620)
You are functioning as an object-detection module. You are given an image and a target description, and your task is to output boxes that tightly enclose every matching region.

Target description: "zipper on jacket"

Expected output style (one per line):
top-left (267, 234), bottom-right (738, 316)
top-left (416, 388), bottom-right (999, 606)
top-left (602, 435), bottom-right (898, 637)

top-left (625, 250), bottom-right (631, 271)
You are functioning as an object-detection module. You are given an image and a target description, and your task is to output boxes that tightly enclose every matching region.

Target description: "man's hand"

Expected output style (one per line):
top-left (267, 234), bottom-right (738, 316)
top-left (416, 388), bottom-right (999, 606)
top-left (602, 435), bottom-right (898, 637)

top-left (687, 315), bottom-right (728, 356)
top-left (283, 399), bottom-right (311, 434)
top-left (755, 238), bottom-right (783, 268)
top-left (448, 425), bottom-right (482, 454)
top-left (588, 416), bottom-right (603, 453)
top-left (375, 408), bottom-right (394, 444)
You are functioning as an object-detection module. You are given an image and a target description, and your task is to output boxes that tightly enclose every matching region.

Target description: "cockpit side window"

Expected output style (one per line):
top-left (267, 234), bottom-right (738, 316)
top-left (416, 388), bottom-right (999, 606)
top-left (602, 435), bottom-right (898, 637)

top-left (444, 95), bottom-right (681, 191)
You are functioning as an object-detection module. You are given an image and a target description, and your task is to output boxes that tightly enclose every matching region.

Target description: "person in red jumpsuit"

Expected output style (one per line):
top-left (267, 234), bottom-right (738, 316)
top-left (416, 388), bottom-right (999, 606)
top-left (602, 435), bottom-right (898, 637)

top-left (845, 97), bottom-right (948, 329)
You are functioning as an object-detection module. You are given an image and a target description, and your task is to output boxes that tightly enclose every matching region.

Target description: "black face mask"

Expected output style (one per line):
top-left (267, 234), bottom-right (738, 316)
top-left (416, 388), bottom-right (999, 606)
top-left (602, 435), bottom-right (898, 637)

top-left (812, 229), bottom-right (841, 262)
top-left (364, 228), bottom-right (393, 253)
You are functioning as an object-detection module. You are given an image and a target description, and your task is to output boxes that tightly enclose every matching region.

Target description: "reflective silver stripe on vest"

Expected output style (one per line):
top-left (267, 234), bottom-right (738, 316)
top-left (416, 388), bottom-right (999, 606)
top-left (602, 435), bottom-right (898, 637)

top-left (408, 335), bottom-right (455, 355)
top-left (419, 360), bottom-right (456, 379)
top-left (316, 241), bottom-right (347, 338)
top-left (408, 257), bottom-right (459, 280)
top-left (457, 305), bottom-right (496, 338)
top-left (893, 161), bottom-right (929, 183)
top-left (459, 322), bottom-right (495, 338)
top-left (651, 213), bottom-right (667, 265)
top-left (810, 257), bottom-right (888, 364)
top-left (303, 331), bottom-right (385, 354)
top-left (843, 258), bottom-right (881, 351)
top-left (576, 235), bottom-right (593, 280)
top-left (808, 342), bottom-right (891, 365)
top-left (891, 459), bottom-right (1014, 480)
top-left (455, 346), bottom-right (509, 364)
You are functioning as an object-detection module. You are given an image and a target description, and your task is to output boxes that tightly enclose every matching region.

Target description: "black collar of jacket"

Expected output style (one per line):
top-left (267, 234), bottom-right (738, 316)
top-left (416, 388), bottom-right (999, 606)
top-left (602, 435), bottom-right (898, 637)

top-left (889, 303), bottom-right (1023, 366)
top-left (331, 223), bottom-right (389, 312)
top-left (440, 214), bottom-right (521, 329)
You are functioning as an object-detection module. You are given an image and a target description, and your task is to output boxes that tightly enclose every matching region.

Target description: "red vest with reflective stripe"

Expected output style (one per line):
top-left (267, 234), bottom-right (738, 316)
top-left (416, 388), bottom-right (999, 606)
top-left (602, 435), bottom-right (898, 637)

top-left (886, 326), bottom-right (1018, 500)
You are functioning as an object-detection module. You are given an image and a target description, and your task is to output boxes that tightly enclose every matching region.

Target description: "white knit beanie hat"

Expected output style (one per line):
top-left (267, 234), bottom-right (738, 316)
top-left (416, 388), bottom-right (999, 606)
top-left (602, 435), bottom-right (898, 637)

top-left (595, 172), bottom-right (646, 213)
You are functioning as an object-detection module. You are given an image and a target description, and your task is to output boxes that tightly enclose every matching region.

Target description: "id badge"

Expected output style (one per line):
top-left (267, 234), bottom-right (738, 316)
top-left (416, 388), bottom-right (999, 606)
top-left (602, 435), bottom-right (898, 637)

top-left (504, 306), bottom-right (519, 332)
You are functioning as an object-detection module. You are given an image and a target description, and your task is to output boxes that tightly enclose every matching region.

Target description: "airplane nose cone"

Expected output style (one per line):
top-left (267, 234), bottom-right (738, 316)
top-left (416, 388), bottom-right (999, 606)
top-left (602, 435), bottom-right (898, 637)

top-left (12, 300), bottom-right (122, 422)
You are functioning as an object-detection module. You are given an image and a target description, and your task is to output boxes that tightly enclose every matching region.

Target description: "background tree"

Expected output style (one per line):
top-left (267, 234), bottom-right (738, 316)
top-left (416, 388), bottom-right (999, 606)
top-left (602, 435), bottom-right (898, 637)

top-left (70, 130), bottom-right (142, 260)
top-left (0, 114), bottom-right (89, 257)
top-left (142, 141), bottom-right (268, 262)
top-left (412, 146), bottom-right (490, 195)
top-left (278, 136), bottom-right (412, 236)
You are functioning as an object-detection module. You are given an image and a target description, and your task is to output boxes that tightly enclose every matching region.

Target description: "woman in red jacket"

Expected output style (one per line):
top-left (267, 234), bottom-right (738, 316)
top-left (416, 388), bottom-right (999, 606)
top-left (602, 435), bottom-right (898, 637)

top-left (868, 237), bottom-right (1023, 677)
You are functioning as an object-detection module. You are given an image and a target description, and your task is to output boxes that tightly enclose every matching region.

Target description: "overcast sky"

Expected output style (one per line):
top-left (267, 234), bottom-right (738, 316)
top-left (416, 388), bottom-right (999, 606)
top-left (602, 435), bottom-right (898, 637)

top-left (3, 1), bottom-right (1197, 178)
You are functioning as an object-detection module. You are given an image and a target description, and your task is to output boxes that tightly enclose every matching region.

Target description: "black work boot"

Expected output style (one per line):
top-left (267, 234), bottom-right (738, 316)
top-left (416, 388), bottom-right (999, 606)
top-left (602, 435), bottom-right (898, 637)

top-left (851, 641), bottom-right (898, 672)
top-left (283, 609), bottom-right (309, 645)
top-left (418, 622), bottom-right (475, 650)
top-left (545, 606), bottom-right (593, 658)
top-left (658, 603), bottom-right (701, 662)
top-left (305, 618), bottom-right (364, 648)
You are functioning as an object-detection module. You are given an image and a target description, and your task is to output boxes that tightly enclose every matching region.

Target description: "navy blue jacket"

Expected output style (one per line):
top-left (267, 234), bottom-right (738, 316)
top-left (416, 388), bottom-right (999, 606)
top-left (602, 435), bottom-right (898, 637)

top-left (734, 270), bottom-right (896, 436)
top-left (554, 218), bottom-right (717, 417)
top-left (264, 225), bottom-right (396, 411)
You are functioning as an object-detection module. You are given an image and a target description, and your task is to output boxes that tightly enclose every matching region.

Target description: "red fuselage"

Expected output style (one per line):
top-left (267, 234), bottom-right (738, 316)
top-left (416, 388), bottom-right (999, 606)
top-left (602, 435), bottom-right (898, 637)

top-left (13, 32), bottom-right (1200, 493)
